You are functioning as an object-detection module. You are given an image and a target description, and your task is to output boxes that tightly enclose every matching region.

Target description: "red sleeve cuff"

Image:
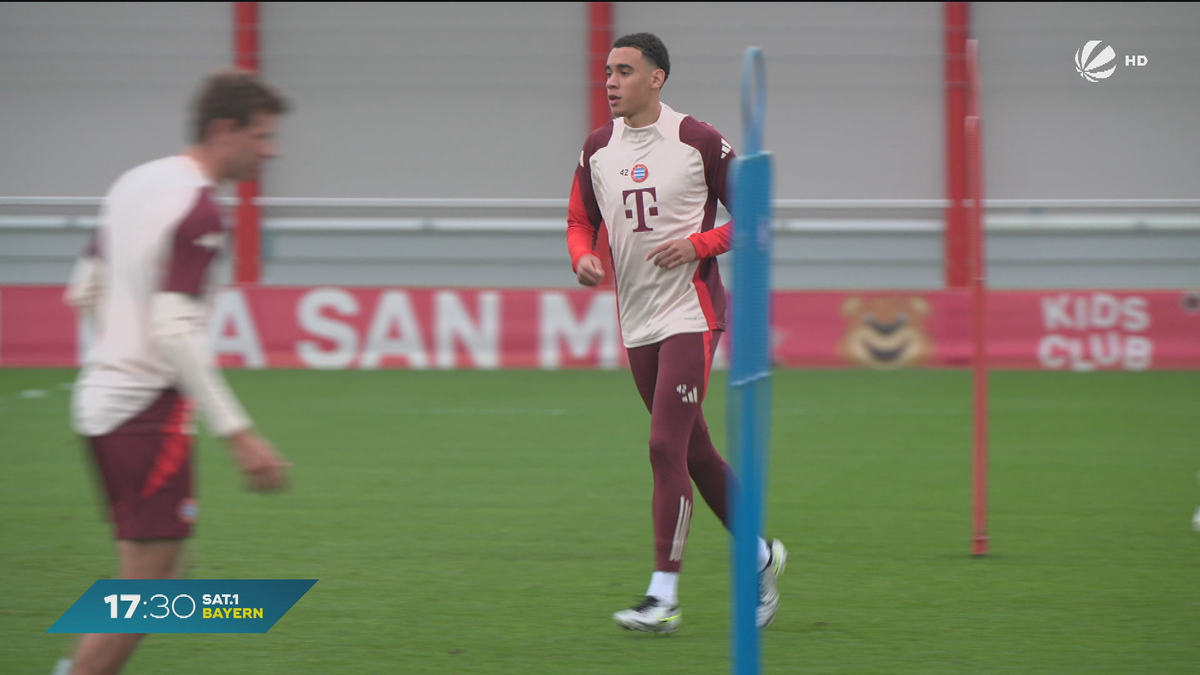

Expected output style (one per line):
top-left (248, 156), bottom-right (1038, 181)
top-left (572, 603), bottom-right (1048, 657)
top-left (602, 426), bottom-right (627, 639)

top-left (688, 221), bottom-right (733, 259)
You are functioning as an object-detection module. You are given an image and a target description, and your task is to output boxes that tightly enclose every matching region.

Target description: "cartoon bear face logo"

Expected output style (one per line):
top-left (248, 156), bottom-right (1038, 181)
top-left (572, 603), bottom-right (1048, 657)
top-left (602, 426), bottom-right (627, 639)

top-left (838, 296), bottom-right (934, 369)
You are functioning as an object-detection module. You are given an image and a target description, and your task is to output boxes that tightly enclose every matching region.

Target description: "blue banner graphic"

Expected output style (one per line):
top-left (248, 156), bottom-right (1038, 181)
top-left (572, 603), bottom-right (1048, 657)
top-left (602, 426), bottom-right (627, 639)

top-left (47, 579), bottom-right (317, 634)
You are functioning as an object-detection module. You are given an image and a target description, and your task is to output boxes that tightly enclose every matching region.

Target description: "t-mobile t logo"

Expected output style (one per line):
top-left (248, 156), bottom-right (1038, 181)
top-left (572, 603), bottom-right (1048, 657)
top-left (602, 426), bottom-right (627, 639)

top-left (623, 187), bottom-right (658, 232)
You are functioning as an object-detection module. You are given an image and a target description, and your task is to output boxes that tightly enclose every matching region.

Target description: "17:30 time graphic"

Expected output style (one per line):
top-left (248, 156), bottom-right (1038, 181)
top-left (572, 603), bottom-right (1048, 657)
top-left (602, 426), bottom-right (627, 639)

top-left (48, 580), bottom-right (314, 634)
top-left (104, 593), bottom-right (205, 620)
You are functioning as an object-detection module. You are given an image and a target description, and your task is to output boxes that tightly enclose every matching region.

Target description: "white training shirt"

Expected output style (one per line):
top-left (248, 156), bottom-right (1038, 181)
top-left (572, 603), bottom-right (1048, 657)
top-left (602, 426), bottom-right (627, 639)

top-left (71, 155), bottom-right (249, 437)
top-left (568, 103), bottom-right (734, 348)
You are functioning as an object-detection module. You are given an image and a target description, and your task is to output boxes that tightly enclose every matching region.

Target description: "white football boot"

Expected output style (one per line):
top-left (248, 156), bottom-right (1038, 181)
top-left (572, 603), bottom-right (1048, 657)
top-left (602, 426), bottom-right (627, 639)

top-left (613, 596), bottom-right (682, 634)
top-left (757, 538), bottom-right (788, 629)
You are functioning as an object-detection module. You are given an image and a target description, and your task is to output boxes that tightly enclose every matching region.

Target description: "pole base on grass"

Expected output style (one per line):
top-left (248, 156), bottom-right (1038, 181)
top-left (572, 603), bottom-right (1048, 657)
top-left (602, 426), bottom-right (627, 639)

top-left (971, 536), bottom-right (990, 556)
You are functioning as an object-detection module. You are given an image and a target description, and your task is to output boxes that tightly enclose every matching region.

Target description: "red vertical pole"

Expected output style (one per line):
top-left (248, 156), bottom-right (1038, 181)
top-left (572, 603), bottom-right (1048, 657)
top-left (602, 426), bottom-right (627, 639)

top-left (588, 2), bottom-right (614, 132)
top-left (966, 37), bottom-right (989, 557)
top-left (234, 2), bottom-right (262, 284)
top-left (588, 2), bottom-right (616, 289)
top-left (944, 2), bottom-right (969, 288)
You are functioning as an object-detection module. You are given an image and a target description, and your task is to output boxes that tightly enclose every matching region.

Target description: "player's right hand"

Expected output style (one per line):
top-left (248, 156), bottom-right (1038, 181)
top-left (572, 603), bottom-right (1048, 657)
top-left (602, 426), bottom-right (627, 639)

top-left (576, 254), bottom-right (605, 287)
top-left (228, 430), bottom-right (291, 493)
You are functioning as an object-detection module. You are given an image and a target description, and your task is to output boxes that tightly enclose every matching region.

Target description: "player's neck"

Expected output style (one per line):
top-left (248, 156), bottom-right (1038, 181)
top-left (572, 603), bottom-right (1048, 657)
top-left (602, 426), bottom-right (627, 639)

top-left (623, 100), bottom-right (663, 130)
top-left (184, 146), bottom-right (224, 185)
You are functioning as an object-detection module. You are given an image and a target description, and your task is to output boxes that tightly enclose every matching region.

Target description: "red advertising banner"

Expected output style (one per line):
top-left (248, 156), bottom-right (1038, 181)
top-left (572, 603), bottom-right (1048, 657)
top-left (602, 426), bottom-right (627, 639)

top-left (2, 286), bottom-right (1198, 370)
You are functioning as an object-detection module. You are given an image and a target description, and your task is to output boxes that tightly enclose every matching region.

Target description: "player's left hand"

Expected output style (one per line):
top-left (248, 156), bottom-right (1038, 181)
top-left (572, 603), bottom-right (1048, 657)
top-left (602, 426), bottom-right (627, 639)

top-left (646, 239), bottom-right (698, 270)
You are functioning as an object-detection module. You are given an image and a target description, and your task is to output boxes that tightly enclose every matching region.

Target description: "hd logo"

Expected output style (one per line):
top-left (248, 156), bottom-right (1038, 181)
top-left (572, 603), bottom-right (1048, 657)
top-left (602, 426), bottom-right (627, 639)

top-left (1075, 40), bottom-right (1148, 82)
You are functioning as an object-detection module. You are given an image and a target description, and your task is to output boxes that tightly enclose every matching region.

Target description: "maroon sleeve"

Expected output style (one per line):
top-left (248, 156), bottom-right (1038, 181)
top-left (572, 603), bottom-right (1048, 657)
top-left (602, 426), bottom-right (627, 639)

top-left (162, 188), bottom-right (224, 297)
top-left (680, 117), bottom-right (736, 258)
top-left (679, 116), bottom-right (736, 212)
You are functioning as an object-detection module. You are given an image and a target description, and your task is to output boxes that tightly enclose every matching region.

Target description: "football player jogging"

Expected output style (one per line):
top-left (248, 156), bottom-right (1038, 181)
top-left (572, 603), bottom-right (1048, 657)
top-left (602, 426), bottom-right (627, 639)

top-left (57, 68), bottom-right (291, 675)
top-left (566, 33), bottom-right (786, 634)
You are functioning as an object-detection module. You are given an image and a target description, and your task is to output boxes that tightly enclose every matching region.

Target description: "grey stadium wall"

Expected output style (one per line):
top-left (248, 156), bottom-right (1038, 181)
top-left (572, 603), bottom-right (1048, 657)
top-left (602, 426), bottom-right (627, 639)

top-left (0, 2), bottom-right (1197, 289)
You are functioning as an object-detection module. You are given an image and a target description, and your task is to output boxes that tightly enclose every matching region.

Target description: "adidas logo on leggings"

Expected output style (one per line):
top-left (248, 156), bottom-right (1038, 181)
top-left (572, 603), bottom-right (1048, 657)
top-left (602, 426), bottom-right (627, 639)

top-left (676, 384), bottom-right (698, 404)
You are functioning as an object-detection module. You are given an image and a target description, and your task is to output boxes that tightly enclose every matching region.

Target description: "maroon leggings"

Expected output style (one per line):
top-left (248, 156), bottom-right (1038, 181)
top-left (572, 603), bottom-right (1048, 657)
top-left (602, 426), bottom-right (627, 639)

top-left (627, 330), bottom-right (732, 573)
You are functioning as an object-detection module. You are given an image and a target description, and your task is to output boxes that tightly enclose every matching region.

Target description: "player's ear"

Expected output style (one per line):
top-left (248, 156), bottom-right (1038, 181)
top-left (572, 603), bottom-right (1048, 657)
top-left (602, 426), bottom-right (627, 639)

top-left (651, 68), bottom-right (666, 91)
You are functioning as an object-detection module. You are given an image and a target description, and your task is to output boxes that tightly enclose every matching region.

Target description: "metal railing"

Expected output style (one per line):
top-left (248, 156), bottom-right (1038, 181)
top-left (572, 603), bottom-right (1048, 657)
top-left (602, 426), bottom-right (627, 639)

top-left (1, 197), bottom-right (1197, 234)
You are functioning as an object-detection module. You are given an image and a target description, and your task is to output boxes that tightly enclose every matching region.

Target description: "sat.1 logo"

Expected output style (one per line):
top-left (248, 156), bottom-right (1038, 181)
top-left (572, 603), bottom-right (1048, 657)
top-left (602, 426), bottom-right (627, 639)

top-left (1074, 40), bottom-right (1148, 82)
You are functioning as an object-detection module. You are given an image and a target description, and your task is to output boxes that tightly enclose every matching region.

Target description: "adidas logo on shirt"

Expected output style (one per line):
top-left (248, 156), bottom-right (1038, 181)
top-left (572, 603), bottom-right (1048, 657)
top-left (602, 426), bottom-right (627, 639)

top-left (720, 139), bottom-right (732, 159)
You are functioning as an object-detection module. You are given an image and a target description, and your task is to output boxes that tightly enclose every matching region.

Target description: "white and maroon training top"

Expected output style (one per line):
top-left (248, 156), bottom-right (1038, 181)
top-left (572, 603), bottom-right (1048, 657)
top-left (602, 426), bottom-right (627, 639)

top-left (567, 103), bottom-right (735, 349)
top-left (72, 155), bottom-right (249, 438)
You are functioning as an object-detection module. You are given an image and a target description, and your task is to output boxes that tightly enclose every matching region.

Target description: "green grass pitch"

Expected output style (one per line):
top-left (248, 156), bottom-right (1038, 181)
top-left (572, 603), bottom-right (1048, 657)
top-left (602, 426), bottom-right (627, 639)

top-left (1, 368), bottom-right (1198, 673)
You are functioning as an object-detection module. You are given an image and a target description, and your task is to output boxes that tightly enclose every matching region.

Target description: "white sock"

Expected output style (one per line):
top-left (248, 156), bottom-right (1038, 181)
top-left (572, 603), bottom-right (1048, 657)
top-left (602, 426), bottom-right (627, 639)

top-left (51, 659), bottom-right (73, 675)
top-left (647, 571), bottom-right (679, 606)
top-left (758, 537), bottom-right (771, 572)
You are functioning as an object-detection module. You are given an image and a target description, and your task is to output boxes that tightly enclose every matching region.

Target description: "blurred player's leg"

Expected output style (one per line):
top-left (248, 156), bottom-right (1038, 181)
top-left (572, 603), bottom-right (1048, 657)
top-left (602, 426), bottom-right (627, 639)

top-left (68, 540), bottom-right (183, 675)
top-left (69, 398), bottom-right (195, 674)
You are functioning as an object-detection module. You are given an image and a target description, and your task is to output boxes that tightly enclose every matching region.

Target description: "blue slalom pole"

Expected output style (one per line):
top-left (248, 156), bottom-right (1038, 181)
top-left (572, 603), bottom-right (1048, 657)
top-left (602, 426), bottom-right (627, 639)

top-left (728, 47), bottom-right (773, 675)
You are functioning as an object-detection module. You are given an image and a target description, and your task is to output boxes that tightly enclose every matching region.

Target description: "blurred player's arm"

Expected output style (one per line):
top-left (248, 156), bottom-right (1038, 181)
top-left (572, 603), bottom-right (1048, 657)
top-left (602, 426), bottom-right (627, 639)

top-left (149, 195), bottom-right (287, 491)
top-left (63, 231), bottom-right (105, 317)
top-left (150, 292), bottom-right (250, 437)
top-left (567, 153), bottom-right (606, 286)
top-left (150, 293), bottom-right (287, 491)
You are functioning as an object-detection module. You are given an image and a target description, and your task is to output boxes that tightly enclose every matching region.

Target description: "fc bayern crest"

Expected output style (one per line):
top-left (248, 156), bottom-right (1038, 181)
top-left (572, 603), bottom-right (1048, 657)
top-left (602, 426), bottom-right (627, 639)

top-left (631, 164), bottom-right (649, 183)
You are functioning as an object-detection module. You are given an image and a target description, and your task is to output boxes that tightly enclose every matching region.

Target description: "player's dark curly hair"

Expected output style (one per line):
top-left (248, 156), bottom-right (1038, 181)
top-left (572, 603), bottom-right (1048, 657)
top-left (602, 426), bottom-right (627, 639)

top-left (613, 32), bottom-right (670, 84)
top-left (190, 67), bottom-right (290, 143)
